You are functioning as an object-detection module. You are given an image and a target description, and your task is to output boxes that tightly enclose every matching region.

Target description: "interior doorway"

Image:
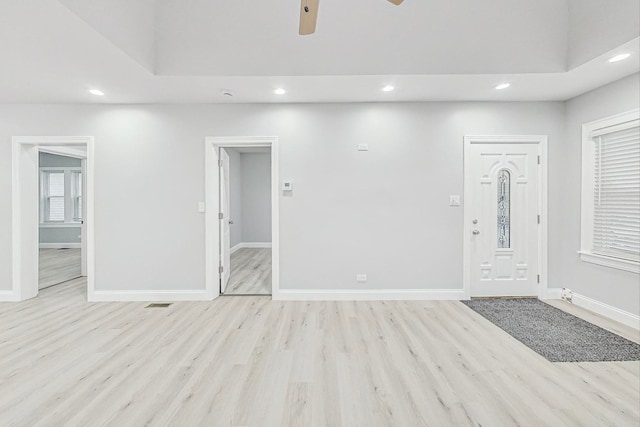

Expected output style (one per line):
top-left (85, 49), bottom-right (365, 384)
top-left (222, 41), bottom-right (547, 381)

top-left (204, 137), bottom-right (279, 299)
top-left (463, 135), bottom-right (548, 299)
top-left (37, 149), bottom-right (87, 289)
top-left (219, 146), bottom-right (272, 295)
top-left (11, 136), bottom-right (94, 302)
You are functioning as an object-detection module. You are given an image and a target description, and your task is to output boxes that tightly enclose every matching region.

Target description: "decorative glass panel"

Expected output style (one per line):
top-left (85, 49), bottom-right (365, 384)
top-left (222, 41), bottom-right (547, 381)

top-left (497, 169), bottom-right (511, 248)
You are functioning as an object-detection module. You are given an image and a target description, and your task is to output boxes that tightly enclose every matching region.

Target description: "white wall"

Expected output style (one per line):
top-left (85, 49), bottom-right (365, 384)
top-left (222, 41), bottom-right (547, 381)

top-left (0, 102), bottom-right (566, 293)
top-left (561, 73), bottom-right (640, 315)
top-left (227, 148), bottom-right (243, 248)
top-left (241, 153), bottom-right (271, 243)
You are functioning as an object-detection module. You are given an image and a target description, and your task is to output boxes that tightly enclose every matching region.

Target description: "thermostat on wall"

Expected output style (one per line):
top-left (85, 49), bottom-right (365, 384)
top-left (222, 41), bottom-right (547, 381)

top-left (282, 181), bottom-right (293, 191)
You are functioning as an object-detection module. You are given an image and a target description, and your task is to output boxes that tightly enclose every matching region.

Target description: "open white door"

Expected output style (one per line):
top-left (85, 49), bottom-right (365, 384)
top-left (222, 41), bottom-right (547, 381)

top-left (219, 148), bottom-right (231, 292)
top-left (466, 140), bottom-right (542, 297)
top-left (79, 159), bottom-right (87, 276)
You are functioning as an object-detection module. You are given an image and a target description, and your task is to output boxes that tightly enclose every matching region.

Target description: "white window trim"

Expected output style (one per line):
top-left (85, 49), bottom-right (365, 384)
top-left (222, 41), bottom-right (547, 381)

top-left (39, 166), bottom-right (82, 226)
top-left (580, 109), bottom-right (640, 274)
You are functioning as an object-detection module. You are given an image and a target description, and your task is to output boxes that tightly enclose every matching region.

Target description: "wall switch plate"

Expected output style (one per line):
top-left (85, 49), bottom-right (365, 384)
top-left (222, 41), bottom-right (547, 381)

top-left (282, 181), bottom-right (293, 191)
top-left (449, 195), bottom-right (461, 206)
top-left (356, 274), bottom-right (367, 282)
top-left (198, 202), bottom-right (206, 213)
top-left (357, 143), bottom-right (369, 151)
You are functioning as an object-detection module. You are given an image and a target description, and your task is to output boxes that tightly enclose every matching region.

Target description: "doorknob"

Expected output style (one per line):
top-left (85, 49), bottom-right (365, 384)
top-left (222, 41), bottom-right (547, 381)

top-left (229, 220), bottom-right (234, 225)
top-left (472, 229), bottom-right (480, 235)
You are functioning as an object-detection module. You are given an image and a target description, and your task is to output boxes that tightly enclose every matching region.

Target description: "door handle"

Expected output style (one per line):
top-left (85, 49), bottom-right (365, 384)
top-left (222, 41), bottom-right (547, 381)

top-left (472, 229), bottom-right (480, 235)
top-left (229, 220), bottom-right (234, 225)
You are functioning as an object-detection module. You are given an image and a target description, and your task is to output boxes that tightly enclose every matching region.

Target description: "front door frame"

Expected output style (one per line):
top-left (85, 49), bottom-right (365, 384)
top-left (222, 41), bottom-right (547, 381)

top-left (10, 136), bottom-right (95, 302)
top-left (204, 136), bottom-right (279, 299)
top-left (463, 135), bottom-right (548, 300)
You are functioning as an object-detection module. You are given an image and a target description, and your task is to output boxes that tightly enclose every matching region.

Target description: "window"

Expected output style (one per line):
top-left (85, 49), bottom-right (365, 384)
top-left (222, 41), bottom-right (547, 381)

top-left (580, 109), bottom-right (640, 273)
top-left (40, 168), bottom-right (83, 224)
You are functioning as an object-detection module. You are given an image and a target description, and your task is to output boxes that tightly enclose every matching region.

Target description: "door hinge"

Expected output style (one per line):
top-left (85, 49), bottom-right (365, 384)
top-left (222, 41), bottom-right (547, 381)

top-left (537, 155), bottom-right (540, 165)
top-left (537, 274), bottom-right (540, 283)
top-left (537, 214), bottom-right (540, 224)
top-left (218, 212), bottom-right (223, 220)
top-left (218, 159), bottom-right (223, 167)
top-left (219, 265), bottom-right (224, 273)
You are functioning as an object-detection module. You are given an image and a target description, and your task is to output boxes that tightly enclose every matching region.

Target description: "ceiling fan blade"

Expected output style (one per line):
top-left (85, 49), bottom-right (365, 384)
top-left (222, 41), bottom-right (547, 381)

top-left (387, 0), bottom-right (404, 4)
top-left (299, 0), bottom-right (319, 35)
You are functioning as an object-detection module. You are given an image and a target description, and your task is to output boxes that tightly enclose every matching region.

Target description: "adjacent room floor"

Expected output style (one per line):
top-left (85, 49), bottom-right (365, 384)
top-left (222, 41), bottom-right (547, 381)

top-left (38, 248), bottom-right (81, 289)
top-left (225, 248), bottom-right (271, 295)
top-left (0, 279), bottom-right (638, 426)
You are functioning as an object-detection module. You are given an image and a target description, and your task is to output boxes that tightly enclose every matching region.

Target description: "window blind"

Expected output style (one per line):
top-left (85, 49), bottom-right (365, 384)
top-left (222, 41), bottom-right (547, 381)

top-left (47, 172), bottom-right (65, 221)
top-left (593, 121), bottom-right (640, 262)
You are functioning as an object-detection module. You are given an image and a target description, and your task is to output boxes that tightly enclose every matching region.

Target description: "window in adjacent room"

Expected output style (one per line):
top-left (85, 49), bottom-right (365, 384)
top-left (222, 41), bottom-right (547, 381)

top-left (580, 109), bottom-right (639, 273)
top-left (40, 168), bottom-right (83, 224)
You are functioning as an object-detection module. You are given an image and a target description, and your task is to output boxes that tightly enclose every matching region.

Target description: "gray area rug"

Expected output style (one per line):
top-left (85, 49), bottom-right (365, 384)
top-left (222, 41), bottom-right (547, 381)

top-left (462, 298), bottom-right (640, 362)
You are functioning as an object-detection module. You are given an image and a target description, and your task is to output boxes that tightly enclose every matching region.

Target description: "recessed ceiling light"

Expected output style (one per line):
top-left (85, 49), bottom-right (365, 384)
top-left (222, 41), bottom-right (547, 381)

top-left (274, 88), bottom-right (286, 95)
top-left (382, 85), bottom-right (395, 92)
top-left (609, 53), bottom-right (631, 63)
top-left (88, 89), bottom-right (104, 96)
top-left (495, 83), bottom-right (511, 90)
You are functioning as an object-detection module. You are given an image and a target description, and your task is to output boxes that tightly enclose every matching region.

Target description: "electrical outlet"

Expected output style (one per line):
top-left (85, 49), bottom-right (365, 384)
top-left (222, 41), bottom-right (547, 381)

top-left (561, 287), bottom-right (573, 303)
top-left (356, 274), bottom-right (367, 282)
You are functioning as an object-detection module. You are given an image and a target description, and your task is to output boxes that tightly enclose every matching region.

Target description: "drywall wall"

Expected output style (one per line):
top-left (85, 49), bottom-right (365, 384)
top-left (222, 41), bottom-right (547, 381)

top-left (561, 73), bottom-right (640, 316)
top-left (39, 152), bottom-right (81, 168)
top-left (39, 228), bottom-right (81, 246)
top-left (38, 152), bottom-right (82, 245)
top-left (241, 153), bottom-right (271, 243)
top-left (0, 102), bottom-right (567, 294)
top-left (226, 148), bottom-right (243, 248)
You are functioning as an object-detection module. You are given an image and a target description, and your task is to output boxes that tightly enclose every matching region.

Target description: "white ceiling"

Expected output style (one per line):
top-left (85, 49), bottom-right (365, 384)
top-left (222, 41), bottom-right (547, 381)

top-left (155, 0), bottom-right (569, 76)
top-left (0, 0), bottom-right (638, 104)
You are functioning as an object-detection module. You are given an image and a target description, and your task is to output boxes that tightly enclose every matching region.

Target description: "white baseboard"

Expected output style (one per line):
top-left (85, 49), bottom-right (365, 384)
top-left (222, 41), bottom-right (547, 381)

top-left (231, 242), bottom-right (272, 253)
top-left (89, 289), bottom-right (213, 302)
top-left (545, 287), bottom-right (563, 299)
top-left (273, 288), bottom-right (465, 301)
top-left (545, 288), bottom-right (639, 330)
top-left (572, 292), bottom-right (640, 330)
top-left (39, 243), bottom-right (81, 249)
top-left (0, 290), bottom-right (19, 302)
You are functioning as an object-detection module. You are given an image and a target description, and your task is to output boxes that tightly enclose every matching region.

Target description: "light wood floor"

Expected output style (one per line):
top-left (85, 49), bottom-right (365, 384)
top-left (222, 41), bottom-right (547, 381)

top-left (225, 248), bottom-right (271, 295)
top-left (0, 279), bottom-right (638, 427)
top-left (38, 248), bottom-right (81, 289)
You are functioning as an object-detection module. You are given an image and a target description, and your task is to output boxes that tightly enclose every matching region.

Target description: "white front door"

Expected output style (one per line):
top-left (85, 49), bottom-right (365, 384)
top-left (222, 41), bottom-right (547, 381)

top-left (219, 148), bottom-right (231, 292)
top-left (467, 141), bottom-right (541, 297)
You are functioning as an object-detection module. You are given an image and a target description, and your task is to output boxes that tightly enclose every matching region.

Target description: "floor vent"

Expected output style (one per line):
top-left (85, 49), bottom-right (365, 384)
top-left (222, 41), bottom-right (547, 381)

top-left (145, 303), bottom-right (172, 308)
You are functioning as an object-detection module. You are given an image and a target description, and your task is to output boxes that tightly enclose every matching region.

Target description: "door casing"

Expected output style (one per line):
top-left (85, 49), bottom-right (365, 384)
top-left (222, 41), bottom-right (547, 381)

top-left (463, 135), bottom-right (548, 300)
top-left (204, 136), bottom-right (279, 299)
top-left (10, 136), bottom-right (95, 302)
